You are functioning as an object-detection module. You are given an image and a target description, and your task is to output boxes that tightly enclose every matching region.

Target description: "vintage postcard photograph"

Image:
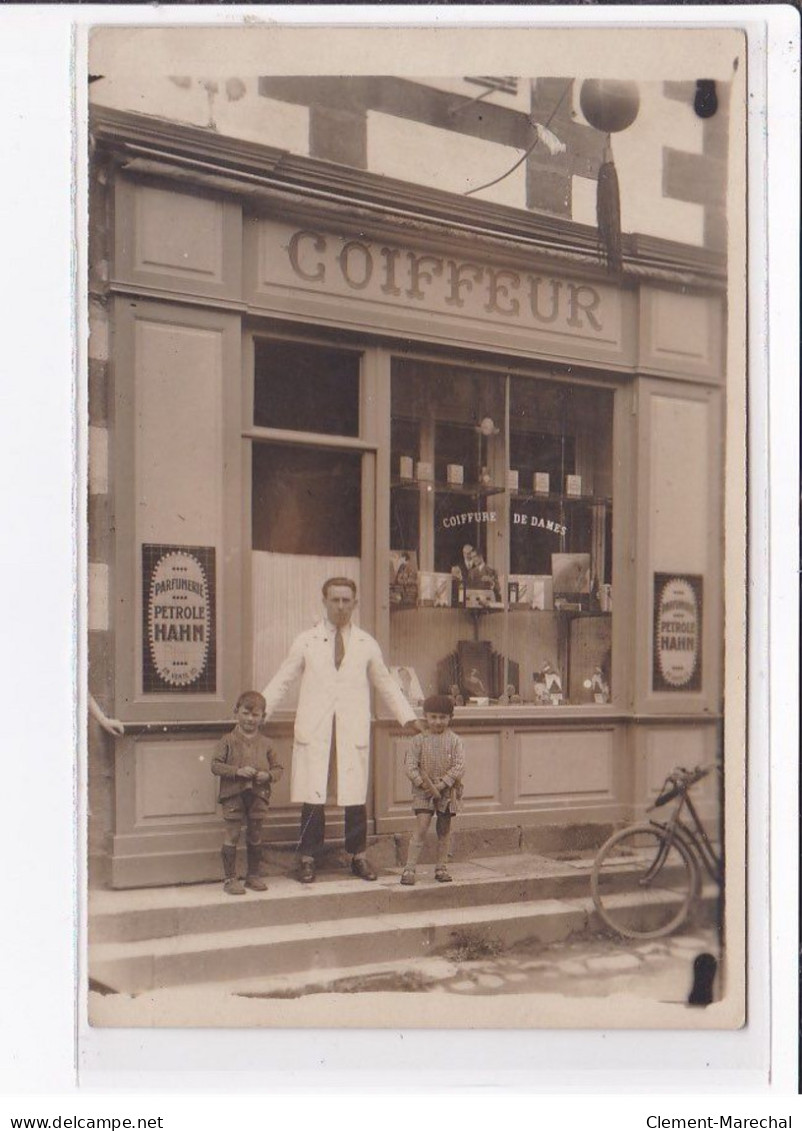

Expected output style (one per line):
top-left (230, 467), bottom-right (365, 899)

top-left (83, 22), bottom-right (747, 1031)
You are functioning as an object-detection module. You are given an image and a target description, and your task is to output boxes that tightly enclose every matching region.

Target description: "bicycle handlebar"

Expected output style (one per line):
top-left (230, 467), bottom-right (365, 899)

top-left (651, 765), bottom-right (713, 809)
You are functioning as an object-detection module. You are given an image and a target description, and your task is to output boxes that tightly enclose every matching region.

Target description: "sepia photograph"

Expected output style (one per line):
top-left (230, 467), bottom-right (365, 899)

top-left (83, 23), bottom-right (747, 1032)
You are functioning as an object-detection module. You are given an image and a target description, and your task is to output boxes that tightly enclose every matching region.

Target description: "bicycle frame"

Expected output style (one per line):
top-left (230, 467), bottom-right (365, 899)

top-left (648, 788), bottom-right (723, 885)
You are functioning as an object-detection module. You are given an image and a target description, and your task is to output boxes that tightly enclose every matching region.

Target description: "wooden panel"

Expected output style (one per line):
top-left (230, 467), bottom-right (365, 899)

top-left (113, 299), bottom-right (243, 723)
top-left (648, 394), bottom-right (709, 573)
top-left (634, 380), bottom-right (723, 715)
top-left (136, 185), bottom-right (224, 281)
top-left (645, 727), bottom-right (709, 800)
top-left (135, 319), bottom-right (224, 547)
top-left (390, 731), bottom-right (502, 806)
top-left (136, 739), bottom-right (219, 821)
top-left (639, 286), bottom-right (723, 383)
top-left (134, 731), bottom-right (298, 825)
top-left (114, 177), bottom-right (242, 300)
top-left (515, 728), bottom-right (614, 803)
top-left (461, 732), bottom-right (502, 801)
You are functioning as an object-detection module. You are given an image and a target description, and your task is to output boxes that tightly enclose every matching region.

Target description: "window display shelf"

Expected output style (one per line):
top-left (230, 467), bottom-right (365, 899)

top-left (390, 604), bottom-right (611, 616)
top-left (392, 478), bottom-right (506, 498)
top-left (510, 491), bottom-right (612, 506)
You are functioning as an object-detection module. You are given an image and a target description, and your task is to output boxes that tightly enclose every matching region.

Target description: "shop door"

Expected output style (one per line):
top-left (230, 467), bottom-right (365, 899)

top-left (248, 336), bottom-right (375, 833)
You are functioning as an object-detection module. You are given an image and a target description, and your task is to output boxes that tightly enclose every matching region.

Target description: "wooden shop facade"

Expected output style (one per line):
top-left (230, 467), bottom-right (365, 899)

top-left (88, 106), bottom-right (726, 888)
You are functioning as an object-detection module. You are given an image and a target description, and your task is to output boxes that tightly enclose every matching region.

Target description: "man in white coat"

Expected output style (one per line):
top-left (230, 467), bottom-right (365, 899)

top-left (261, 577), bottom-right (423, 883)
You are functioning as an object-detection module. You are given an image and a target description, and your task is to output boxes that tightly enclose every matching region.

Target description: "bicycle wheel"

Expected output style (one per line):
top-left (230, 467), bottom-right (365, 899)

top-left (591, 823), bottom-right (699, 939)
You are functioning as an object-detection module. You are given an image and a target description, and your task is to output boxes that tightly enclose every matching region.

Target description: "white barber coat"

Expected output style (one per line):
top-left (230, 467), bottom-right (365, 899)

top-left (261, 621), bottom-right (417, 807)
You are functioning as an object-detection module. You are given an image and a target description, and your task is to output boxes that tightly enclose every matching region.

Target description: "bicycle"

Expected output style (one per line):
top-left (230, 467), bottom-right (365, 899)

top-left (590, 765), bottom-right (723, 940)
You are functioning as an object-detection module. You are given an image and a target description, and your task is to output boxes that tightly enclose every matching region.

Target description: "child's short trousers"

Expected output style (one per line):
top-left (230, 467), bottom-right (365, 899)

top-left (414, 808), bottom-right (453, 822)
top-left (221, 791), bottom-right (271, 822)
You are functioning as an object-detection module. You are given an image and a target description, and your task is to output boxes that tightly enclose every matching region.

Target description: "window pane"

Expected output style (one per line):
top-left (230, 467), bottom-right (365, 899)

top-left (254, 339), bottom-right (360, 436)
top-left (252, 444), bottom-right (361, 556)
top-left (389, 358), bottom-right (614, 708)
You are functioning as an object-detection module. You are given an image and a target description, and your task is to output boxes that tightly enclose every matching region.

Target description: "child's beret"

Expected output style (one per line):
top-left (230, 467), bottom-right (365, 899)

top-left (422, 694), bottom-right (455, 716)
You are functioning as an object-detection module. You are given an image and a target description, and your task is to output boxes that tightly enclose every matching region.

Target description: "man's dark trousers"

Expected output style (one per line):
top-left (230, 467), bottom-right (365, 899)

top-left (299, 802), bottom-right (367, 856)
top-left (299, 726), bottom-right (367, 856)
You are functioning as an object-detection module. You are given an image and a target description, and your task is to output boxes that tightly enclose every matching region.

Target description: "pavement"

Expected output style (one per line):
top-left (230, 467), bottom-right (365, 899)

top-left (88, 926), bottom-right (726, 1028)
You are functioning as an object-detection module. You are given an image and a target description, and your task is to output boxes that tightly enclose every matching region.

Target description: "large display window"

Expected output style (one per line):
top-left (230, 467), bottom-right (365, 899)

top-left (389, 359), bottom-right (614, 708)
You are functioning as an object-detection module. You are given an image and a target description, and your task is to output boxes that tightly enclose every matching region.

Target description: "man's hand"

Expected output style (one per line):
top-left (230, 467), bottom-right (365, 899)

top-left (254, 771), bottom-right (272, 786)
top-left (427, 784), bottom-right (442, 802)
top-left (236, 765), bottom-right (257, 780)
top-left (403, 718), bottom-right (427, 734)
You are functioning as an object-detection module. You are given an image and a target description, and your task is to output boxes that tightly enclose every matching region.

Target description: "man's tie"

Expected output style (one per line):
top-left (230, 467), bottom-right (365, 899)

top-left (334, 628), bottom-right (345, 670)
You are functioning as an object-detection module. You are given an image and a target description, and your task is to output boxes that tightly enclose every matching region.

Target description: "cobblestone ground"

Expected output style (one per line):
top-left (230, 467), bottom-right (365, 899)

top-left (260, 922), bottom-right (723, 1004)
top-left (431, 928), bottom-right (722, 1001)
top-left (247, 926), bottom-right (723, 1004)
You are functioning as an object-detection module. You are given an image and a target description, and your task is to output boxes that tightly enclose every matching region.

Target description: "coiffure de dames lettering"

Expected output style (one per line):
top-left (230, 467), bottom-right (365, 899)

top-left (286, 229), bottom-right (605, 334)
top-left (646, 1118), bottom-right (791, 1128)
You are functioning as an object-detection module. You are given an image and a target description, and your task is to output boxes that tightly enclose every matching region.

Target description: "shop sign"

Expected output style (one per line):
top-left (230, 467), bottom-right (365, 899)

top-left (652, 573), bottom-right (703, 692)
top-left (440, 509), bottom-right (567, 536)
top-left (258, 222), bottom-right (623, 345)
top-left (142, 545), bottom-right (216, 694)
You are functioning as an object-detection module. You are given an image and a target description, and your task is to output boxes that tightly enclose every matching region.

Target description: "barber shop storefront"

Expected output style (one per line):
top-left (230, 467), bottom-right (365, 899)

top-left (89, 107), bottom-right (724, 888)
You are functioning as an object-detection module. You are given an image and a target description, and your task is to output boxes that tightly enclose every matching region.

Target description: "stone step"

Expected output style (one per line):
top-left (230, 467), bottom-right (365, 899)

top-left (101, 822), bottom-right (615, 889)
top-left (89, 855), bottom-right (597, 944)
top-left (90, 895), bottom-right (595, 995)
top-left (91, 884), bottom-right (720, 997)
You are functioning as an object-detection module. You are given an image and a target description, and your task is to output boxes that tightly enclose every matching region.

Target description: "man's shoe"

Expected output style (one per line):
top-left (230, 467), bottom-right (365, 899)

top-left (400, 868), bottom-right (416, 886)
top-left (245, 875), bottom-right (268, 891)
top-left (434, 867), bottom-right (453, 883)
top-left (351, 856), bottom-right (378, 881)
top-left (297, 858), bottom-right (316, 884)
top-left (223, 877), bottom-right (246, 896)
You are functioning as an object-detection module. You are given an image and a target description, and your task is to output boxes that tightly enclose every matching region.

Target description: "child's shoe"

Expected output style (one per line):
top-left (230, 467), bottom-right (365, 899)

top-left (221, 845), bottom-right (245, 895)
top-left (400, 868), bottom-right (416, 886)
top-left (434, 866), bottom-right (453, 883)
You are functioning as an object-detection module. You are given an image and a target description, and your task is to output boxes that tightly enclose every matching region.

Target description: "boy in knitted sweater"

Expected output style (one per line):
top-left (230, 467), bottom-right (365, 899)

top-left (401, 695), bottom-right (465, 885)
top-left (212, 691), bottom-right (283, 895)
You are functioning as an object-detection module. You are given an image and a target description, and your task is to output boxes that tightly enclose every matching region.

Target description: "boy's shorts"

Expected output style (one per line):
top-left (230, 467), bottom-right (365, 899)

top-left (221, 791), bottom-right (271, 823)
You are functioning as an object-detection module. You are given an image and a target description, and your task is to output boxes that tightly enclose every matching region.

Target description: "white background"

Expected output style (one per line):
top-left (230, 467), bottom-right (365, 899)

top-left (0, 3), bottom-right (798, 1120)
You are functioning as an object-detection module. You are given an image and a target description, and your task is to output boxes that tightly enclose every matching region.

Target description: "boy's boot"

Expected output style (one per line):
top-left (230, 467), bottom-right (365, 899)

top-left (222, 845), bottom-right (246, 896)
top-left (245, 843), bottom-right (268, 891)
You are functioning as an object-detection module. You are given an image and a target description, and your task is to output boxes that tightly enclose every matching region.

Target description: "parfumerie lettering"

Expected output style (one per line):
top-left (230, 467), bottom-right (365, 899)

top-left (287, 229), bottom-right (605, 335)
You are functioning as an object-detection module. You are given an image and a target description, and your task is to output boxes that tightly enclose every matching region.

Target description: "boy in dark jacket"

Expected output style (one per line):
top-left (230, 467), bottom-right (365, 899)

top-left (212, 691), bottom-right (283, 895)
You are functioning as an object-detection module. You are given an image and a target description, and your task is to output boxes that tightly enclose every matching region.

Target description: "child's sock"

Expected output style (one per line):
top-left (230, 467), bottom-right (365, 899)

top-left (435, 826), bottom-right (452, 868)
top-left (405, 837), bottom-right (424, 869)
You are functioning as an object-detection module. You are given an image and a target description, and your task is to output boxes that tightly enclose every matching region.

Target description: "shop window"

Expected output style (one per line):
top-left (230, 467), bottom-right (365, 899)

top-left (389, 360), bottom-right (614, 708)
top-left (250, 336), bottom-right (365, 694)
top-left (254, 339), bottom-right (360, 437)
top-left (251, 442), bottom-right (362, 693)
top-left (252, 444), bottom-right (361, 557)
